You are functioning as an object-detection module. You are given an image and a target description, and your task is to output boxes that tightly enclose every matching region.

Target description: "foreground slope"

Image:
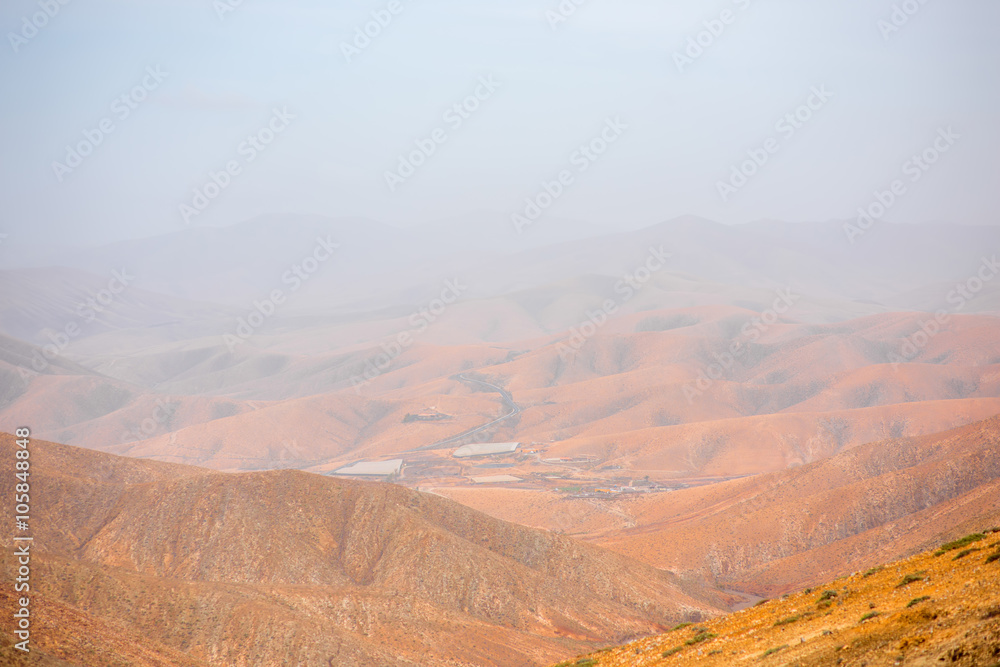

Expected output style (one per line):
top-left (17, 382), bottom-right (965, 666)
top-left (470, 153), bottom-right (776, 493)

top-left (553, 528), bottom-right (1000, 667)
top-left (0, 433), bottom-right (724, 667)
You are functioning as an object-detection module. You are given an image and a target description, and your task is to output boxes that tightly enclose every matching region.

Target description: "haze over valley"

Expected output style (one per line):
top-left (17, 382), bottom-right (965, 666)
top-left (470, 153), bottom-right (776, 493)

top-left (2, 1), bottom-right (999, 664)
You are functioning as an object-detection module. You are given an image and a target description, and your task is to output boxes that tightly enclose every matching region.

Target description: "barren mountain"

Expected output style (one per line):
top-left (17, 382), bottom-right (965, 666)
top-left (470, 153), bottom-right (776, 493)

top-left (6, 303), bottom-right (999, 476)
top-left (594, 415), bottom-right (1000, 595)
top-left (2, 218), bottom-right (999, 619)
top-left (4, 218), bottom-right (999, 480)
top-left (0, 433), bottom-right (724, 667)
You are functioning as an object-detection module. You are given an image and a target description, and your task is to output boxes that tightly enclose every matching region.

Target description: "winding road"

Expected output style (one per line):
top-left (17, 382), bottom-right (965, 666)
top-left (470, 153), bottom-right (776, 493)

top-left (410, 374), bottom-right (521, 451)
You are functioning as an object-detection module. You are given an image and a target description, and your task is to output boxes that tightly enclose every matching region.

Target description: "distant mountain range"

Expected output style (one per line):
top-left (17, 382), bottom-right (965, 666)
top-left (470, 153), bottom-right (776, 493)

top-left (5, 215), bottom-right (1000, 314)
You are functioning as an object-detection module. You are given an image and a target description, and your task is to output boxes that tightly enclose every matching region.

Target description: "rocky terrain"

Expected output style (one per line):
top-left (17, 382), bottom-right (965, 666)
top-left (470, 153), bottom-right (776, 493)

top-left (2, 217), bottom-right (999, 665)
top-left (433, 415), bottom-right (1000, 598)
top-left (595, 415), bottom-right (1000, 594)
top-left (0, 433), bottom-right (724, 666)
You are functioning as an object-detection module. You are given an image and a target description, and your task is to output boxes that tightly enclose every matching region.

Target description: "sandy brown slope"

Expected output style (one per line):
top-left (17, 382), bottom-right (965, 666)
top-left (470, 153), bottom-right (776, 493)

top-left (0, 433), bottom-right (725, 667)
top-left (5, 301), bottom-right (999, 482)
top-left (64, 308), bottom-right (1000, 478)
top-left (552, 528), bottom-right (1000, 667)
top-left (595, 415), bottom-right (1000, 596)
top-left (0, 581), bottom-right (208, 667)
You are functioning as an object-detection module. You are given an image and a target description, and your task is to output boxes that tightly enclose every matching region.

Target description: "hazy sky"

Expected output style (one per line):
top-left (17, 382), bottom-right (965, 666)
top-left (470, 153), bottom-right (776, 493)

top-left (1, 0), bottom-right (998, 249)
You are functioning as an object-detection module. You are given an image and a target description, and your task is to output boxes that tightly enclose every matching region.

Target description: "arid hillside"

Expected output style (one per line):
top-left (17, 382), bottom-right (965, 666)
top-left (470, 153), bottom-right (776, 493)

top-left (0, 433), bottom-right (725, 667)
top-left (429, 414), bottom-right (1000, 601)
top-left (593, 415), bottom-right (1000, 594)
top-left (3, 218), bottom-right (1000, 485)
top-left (5, 306), bottom-right (999, 480)
top-left (551, 527), bottom-right (1000, 667)
top-left (2, 218), bottom-right (999, 664)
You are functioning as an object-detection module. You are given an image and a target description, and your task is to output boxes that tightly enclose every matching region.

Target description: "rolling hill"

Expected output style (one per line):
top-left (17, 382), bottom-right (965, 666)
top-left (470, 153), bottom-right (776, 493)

top-left (593, 414), bottom-right (1000, 594)
top-left (0, 433), bottom-right (725, 666)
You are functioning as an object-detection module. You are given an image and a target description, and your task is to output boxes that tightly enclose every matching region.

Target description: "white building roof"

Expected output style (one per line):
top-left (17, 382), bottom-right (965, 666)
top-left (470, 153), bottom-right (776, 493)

top-left (453, 442), bottom-right (519, 458)
top-left (471, 475), bottom-right (522, 484)
top-left (333, 459), bottom-right (403, 476)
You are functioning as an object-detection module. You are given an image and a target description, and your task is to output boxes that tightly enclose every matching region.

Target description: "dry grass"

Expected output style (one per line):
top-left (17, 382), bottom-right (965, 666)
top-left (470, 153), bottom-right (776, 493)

top-left (551, 531), bottom-right (1000, 667)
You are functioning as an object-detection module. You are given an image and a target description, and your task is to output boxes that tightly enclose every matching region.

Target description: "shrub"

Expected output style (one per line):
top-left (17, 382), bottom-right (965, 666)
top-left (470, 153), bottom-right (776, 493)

top-left (685, 632), bottom-right (717, 646)
top-left (774, 615), bottom-right (802, 627)
top-left (819, 590), bottom-right (838, 601)
top-left (954, 548), bottom-right (980, 560)
top-left (935, 533), bottom-right (986, 556)
top-left (896, 571), bottom-right (927, 588)
top-left (762, 645), bottom-right (789, 658)
top-left (661, 646), bottom-right (683, 658)
top-left (669, 622), bottom-right (692, 632)
top-left (907, 596), bottom-right (931, 608)
top-left (863, 565), bottom-right (884, 578)
top-left (986, 552), bottom-right (1000, 564)
top-left (860, 611), bottom-right (880, 622)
